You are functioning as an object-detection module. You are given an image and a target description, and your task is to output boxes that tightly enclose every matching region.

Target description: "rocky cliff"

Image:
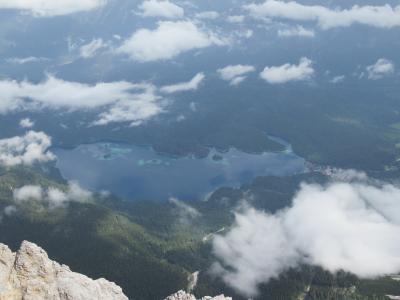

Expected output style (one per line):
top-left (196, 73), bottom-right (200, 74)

top-left (0, 241), bottom-right (231, 300)
top-left (0, 241), bottom-right (128, 300)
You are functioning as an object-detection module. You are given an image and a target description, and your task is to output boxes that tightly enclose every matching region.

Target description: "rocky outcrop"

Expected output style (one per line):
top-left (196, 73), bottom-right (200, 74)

top-left (0, 241), bottom-right (128, 300)
top-left (165, 290), bottom-right (232, 300)
top-left (0, 241), bottom-right (232, 300)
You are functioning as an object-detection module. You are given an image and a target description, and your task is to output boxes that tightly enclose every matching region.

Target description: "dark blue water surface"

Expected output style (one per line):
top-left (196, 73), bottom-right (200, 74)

top-left (54, 142), bottom-right (306, 201)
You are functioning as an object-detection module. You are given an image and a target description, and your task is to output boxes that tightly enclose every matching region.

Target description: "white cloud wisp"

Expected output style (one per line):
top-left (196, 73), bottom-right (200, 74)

top-left (212, 174), bottom-right (400, 297)
top-left (19, 118), bottom-right (34, 128)
top-left (0, 131), bottom-right (55, 167)
top-left (79, 39), bottom-right (107, 58)
top-left (13, 182), bottom-right (92, 209)
top-left (260, 57), bottom-right (314, 84)
top-left (278, 25), bottom-right (315, 38)
top-left (245, 1), bottom-right (400, 29)
top-left (367, 58), bottom-right (395, 80)
top-left (0, 0), bottom-right (106, 17)
top-left (0, 76), bottom-right (164, 126)
top-left (116, 21), bottom-right (226, 62)
top-left (217, 64), bottom-right (255, 86)
top-left (138, 0), bottom-right (184, 19)
top-left (160, 73), bottom-right (205, 94)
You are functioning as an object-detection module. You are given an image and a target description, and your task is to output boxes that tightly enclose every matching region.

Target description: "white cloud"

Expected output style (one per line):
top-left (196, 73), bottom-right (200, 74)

top-left (19, 118), bottom-right (34, 128)
top-left (13, 182), bottom-right (92, 209)
top-left (0, 131), bottom-right (55, 167)
top-left (169, 197), bottom-right (201, 224)
top-left (217, 64), bottom-right (255, 85)
top-left (229, 76), bottom-right (246, 86)
top-left (260, 57), bottom-right (314, 84)
top-left (0, 76), bottom-right (165, 126)
top-left (278, 25), bottom-right (315, 38)
top-left (0, 205), bottom-right (17, 222)
top-left (244, 1), bottom-right (400, 29)
top-left (92, 83), bottom-right (164, 126)
top-left (327, 168), bottom-right (368, 182)
top-left (0, 0), bottom-right (106, 17)
top-left (3, 205), bottom-right (17, 216)
top-left (195, 11), bottom-right (220, 20)
top-left (212, 205), bottom-right (298, 297)
top-left (47, 182), bottom-right (91, 209)
top-left (67, 181), bottom-right (93, 200)
top-left (233, 29), bottom-right (253, 39)
top-left (13, 185), bottom-right (43, 203)
top-left (227, 15), bottom-right (245, 23)
top-left (116, 21), bottom-right (226, 62)
top-left (79, 38), bottom-right (107, 58)
top-left (138, 0), bottom-right (184, 19)
top-left (330, 75), bottom-right (346, 84)
top-left (176, 114), bottom-right (185, 122)
top-left (367, 58), bottom-right (395, 80)
top-left (160, 73), bottom-right (205, 94)
top-left (213, 173), bottom-right (400, 297)
top-left (6, 57), bottom-right (48, 64)
top-left (189, 102), bottom-right (196, 112)
top-left (47, 188), bottom-right (69, 208)
top-left (0, 75), bottom-right (136, 110)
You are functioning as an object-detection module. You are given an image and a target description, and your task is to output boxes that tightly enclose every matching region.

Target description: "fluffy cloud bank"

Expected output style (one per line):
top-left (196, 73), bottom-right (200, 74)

top-left (0, 76), bottom-right (164, 126)
top-left (138, 0), bottom-right (184, 19)
top-left (13, 182), bottom-right (92, 209)
top-left (366, 58), bottom-right (395, 80)
top-left (245, 1), bottom-right (400, 29)
top-left (0, 131), bottom-right (55, 167)
top-left (212, 173), bottom-right (400, 297)
top-left (260, 57), bottom-right (314, 84)
top-left (0, 0), bottom-right (106, 17)
top-left (160, 73), bottom-right (205, 94)
top-left (116, 21), bottom-right (226, 62)
top-left (217, 64), bottom-right (255, 85)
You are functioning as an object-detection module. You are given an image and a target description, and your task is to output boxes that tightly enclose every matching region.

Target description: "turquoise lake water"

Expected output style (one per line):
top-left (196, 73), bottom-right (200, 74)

top-left (54, 141), bottom-right (306, 201)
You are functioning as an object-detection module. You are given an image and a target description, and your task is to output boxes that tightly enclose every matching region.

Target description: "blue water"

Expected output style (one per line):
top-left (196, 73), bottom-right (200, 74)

top-left (54, 142), bottom-right (306, 201)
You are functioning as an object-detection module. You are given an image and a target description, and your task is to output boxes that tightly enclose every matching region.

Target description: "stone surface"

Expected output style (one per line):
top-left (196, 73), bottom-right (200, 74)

top-left (0, 241), bottom-right (232, 300)
top-left (165, 290), bottom-right (232, 300)
top-left (0, 241), bottom-right (128, 300)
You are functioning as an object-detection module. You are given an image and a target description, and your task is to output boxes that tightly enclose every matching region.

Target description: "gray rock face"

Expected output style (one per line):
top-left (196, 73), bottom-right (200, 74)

top-left (165, 290), bottom-right (232, 300)
top-left (0, 241), bottom-right (128, 300)
top-left (0, 241), bottom-right (232, 300)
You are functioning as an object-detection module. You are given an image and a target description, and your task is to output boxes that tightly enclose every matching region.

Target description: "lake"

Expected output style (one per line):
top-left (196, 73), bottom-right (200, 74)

top-left (54, 141), bottom-right (306, 201)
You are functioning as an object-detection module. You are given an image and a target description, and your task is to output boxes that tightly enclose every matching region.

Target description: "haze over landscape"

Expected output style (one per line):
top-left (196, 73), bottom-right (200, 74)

top-left (1, 0), bottom-right (400, 299)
